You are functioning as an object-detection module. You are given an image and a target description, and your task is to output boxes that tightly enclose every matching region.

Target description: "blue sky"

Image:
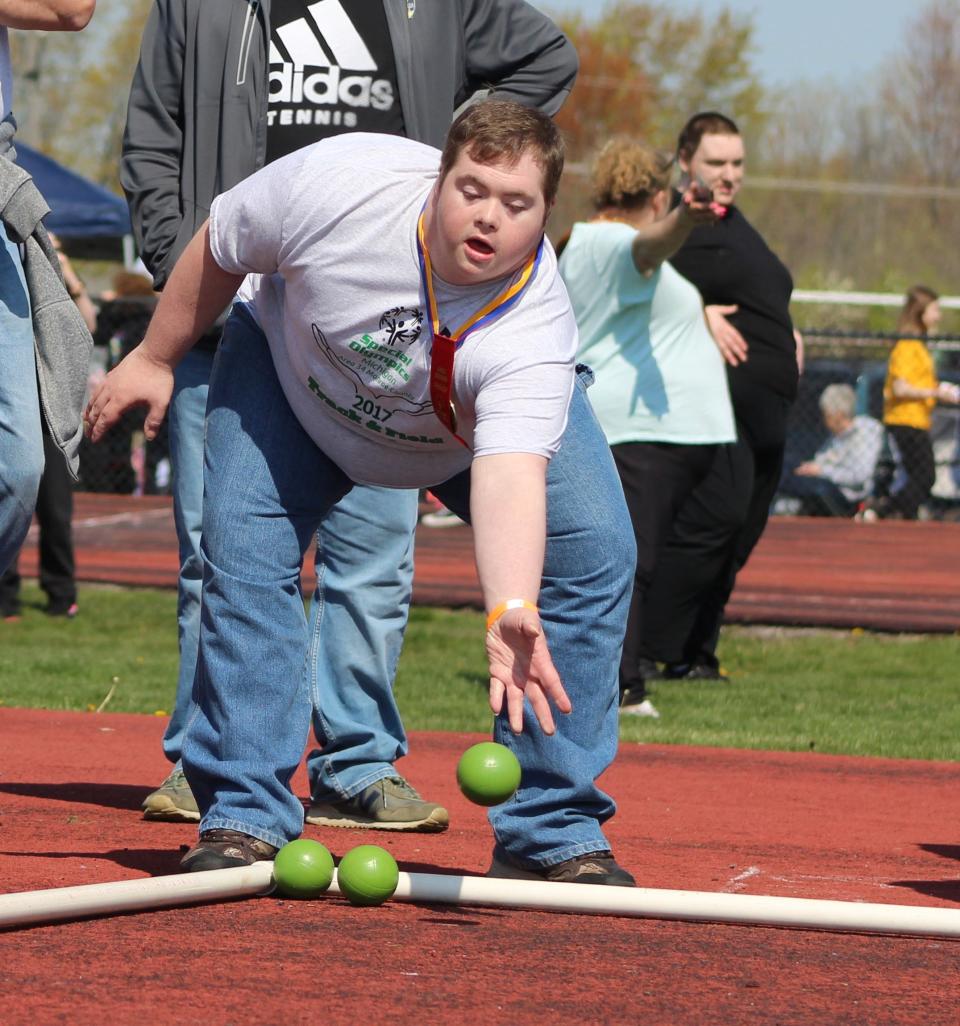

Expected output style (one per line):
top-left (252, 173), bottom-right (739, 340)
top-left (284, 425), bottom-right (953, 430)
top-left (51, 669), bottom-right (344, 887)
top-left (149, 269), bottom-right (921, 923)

top-left (541, 1), bottom-right (917, 89)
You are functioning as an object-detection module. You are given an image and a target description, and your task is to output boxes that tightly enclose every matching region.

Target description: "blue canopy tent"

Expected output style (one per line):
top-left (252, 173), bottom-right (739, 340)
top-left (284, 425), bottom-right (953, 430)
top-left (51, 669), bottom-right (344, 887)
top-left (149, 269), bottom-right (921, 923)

top-left (14, 142), bottom-right (133, 263)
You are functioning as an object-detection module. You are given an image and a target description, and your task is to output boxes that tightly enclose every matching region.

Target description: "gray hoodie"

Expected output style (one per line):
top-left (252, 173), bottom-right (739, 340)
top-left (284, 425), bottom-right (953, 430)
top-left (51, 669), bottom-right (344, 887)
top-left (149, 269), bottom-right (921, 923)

top-left (121, 0), bottom-right (578, 289)
top-left (0, 154), bottom-right (93, 477)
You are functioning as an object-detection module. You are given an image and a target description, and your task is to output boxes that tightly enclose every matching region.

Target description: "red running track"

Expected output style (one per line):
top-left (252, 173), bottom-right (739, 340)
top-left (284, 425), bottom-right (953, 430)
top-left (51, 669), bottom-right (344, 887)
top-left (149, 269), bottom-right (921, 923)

top-left (0, 707), bottom-right (958, 1024)
top-left (17, 493), bottom-right (960, 633)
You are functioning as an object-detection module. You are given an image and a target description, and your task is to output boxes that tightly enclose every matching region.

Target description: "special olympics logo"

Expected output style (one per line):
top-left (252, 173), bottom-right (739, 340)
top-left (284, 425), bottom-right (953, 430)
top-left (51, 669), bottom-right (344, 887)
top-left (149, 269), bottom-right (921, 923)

top-left (379, 306), bottom-right (422, 346)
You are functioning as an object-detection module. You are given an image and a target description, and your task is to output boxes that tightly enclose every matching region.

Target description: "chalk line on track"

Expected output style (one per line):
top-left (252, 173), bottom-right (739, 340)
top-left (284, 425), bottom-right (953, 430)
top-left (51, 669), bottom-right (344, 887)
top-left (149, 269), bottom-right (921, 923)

top-left (723, 866), bottom-right (761, 892)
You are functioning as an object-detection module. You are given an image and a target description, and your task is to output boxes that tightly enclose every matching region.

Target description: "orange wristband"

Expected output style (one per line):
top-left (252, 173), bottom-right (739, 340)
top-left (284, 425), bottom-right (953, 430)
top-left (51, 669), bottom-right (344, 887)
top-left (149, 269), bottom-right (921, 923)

top-left (486, 599), bottom-right (538, 632)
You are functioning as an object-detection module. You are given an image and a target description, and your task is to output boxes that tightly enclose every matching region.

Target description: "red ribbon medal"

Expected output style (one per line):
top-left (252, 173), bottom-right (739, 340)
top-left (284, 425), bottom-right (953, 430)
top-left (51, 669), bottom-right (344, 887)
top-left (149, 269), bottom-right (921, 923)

top-left (416, 211), bottom-right (544, 446)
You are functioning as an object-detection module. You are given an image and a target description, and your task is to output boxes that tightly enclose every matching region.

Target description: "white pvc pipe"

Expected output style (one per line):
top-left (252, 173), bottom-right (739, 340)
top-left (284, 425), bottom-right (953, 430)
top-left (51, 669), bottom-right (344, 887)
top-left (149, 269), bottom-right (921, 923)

top-left (0, 863), bottom-right (276, 928)
top-left (341, 872), bottom-right (960, 938)
top-left (2, 866), bottom-right (959, 938)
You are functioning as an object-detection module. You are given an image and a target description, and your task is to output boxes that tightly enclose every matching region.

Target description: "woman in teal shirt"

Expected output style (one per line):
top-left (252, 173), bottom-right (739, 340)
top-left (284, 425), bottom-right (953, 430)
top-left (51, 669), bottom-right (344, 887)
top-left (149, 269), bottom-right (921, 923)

top-left (559, 138), bottom-right (735, 717)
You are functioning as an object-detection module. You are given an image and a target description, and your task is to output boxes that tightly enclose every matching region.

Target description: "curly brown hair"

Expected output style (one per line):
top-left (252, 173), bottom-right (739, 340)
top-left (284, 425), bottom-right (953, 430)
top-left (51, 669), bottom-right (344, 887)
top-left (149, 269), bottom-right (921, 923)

top-left (590, 137), bottom-right (672, 211)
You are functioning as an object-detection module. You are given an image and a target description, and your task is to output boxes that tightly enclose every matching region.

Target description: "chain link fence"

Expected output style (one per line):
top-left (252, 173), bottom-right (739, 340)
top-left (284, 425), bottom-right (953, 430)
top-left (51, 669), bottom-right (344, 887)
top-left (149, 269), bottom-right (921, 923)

top-left (79, 295), bottom-right (170, 496)
top-left (777, 332), bottom-right (960, 519)
top-left (74, 309), bottom-right (960, 523)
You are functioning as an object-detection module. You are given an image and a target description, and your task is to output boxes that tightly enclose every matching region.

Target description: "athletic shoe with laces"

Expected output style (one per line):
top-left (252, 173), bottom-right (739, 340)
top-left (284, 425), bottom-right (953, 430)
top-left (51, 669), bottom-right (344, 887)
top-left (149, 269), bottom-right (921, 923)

top-left (619, 688), bottom-right (660, 718)
top-left (487, 849), bottom-right (636, 886)
top-left (141, 767), bottom-right (200, 822)
top-left (305, 775), bottom-right (449, 832)
top-left (180, 829), bottom-right (278, 872)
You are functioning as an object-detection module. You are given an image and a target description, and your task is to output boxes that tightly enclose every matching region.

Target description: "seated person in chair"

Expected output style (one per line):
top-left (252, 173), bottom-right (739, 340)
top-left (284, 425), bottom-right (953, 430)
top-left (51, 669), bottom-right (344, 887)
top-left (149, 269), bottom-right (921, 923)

top-left (780, 384), bottom-right (883, 516)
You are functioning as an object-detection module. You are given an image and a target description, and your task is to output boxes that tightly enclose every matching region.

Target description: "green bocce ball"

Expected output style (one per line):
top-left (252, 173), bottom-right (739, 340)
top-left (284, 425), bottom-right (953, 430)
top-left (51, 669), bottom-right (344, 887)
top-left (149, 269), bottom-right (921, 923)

top-left (456, 741), bottom-right (522, 806)
top-left (273, 839), bottom-right (335, 898)
top-left (336, 845), bottom-right (400, 906)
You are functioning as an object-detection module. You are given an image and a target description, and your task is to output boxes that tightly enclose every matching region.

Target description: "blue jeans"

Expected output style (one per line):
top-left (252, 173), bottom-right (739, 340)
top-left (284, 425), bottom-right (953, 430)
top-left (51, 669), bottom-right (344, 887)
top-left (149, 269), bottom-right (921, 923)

top-left (779, 471), bottom-right (856, 517)
top-left (165, 341), bottom-right (417, 796)
top-left (0, 226), bottom-right (43, 575)
top-left (183, 308), bottom-right (634, 863)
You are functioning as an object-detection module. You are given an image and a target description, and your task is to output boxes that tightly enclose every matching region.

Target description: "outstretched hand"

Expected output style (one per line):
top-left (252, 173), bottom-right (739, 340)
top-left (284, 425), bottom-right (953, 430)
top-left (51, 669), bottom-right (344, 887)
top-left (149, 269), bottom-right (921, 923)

top-left (84, 347), bottom-right (174, 443)
top-left (680, 183), bottom-right (726, 225)
top-left (486, 608), bottom-right (571, 735)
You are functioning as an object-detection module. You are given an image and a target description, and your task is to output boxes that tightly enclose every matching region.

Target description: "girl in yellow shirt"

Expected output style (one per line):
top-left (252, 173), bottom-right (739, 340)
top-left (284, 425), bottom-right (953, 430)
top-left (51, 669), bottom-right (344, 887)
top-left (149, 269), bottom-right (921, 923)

top-left (880, 285), bottom-right (959, 518)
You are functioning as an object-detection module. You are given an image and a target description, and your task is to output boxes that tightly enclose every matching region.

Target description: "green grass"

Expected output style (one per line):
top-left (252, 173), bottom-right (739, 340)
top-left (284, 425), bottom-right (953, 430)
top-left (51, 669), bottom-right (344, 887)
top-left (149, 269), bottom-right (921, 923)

top-left (3, 583), bottom-right (959, 761)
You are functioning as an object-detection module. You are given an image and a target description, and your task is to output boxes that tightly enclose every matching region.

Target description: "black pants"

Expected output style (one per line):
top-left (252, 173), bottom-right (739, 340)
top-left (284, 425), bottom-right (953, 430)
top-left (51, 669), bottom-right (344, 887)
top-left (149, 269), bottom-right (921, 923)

top-left (0, 429), bottom-right (76, 615)
top-left (612, 441), bottom-right (718, 695)
top-left (640, 430), bottom-right (786, 668)
top-left (887, 425), bottom-right (935, 519)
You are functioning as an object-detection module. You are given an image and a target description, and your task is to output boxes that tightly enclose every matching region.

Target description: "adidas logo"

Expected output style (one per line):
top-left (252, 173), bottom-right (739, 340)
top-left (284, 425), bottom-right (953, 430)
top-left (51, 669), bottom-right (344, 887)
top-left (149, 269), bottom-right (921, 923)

top-left (269, 0), bottom-right (394, 112)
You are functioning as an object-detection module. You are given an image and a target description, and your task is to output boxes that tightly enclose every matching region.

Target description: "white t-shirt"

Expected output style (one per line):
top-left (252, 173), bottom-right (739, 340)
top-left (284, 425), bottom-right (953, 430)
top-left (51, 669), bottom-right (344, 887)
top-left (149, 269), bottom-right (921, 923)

top-left (560, 221), bottom-right (735, 445)
top-left (209, 134), bottom-right (576, 488)
top-left (0, 29), bottom-right (12, 122)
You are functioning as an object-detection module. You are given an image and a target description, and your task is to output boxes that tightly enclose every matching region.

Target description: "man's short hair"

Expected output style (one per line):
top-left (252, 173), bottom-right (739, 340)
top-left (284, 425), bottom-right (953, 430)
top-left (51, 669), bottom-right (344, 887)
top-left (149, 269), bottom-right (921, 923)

top-left (439, 99), bottom-right (565, 207)
top-left (819, 383), bottom-right (856, 419)
top-left (676, 111), bottom-right (740, 163)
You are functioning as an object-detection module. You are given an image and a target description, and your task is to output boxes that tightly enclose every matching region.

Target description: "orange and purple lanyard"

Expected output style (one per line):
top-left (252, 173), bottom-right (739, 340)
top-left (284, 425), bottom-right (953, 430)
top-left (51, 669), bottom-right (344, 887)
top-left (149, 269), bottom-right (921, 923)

top-left (416, 211), bottom-right (544, 446)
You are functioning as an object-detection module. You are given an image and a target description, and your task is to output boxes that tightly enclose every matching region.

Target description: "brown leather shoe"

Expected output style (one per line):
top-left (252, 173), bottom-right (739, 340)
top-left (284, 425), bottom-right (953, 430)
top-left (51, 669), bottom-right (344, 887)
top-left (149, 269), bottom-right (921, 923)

top-left (180, 829), bottom-right (278, 872)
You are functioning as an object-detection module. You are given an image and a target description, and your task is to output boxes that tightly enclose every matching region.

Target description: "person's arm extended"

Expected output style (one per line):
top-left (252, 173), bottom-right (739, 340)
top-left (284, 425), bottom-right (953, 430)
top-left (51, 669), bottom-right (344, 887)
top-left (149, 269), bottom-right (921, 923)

top-left (630, 188), bottom-right (718, 276)
top-left (470, 452), bottom-right (571, 735)
top-left (0, 0), bottom-right (93, 30)
top-left (891, 377), bottom-right (960, 403)
top-left (84, 221), bottom-right (244, 443)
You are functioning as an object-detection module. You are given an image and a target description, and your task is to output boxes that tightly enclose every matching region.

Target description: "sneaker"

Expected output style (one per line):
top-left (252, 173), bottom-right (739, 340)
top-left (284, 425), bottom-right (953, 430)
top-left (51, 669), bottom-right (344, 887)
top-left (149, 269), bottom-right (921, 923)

top-left (856, 496), bottom-right (894, 522)
top-left (419, 508), bottom-right (464, 528)
top-left (142, 768), bottom-right (200, 822)
top-left (305, 775), bottom-right (449, 832)
top-left (488, 849), bottom-right (636, 887)
top-left (666, 661), bottom-right (730, 682)
top-left (634, 657), bottom-right (665, 682)
top-left (180, 829), bottom-right (278, 872)
top-left (46, 600), bottom-right (78, 618)
top-left (772, 496), bottom-right (803, 516)
top-left (619, 689), bottom-right (660, 718)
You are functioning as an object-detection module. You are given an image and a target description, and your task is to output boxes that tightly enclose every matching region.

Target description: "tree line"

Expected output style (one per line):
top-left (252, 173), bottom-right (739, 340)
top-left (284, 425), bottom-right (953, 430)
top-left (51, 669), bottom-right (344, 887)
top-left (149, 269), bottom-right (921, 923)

top-left (13, 0), bottom-right (960, 331)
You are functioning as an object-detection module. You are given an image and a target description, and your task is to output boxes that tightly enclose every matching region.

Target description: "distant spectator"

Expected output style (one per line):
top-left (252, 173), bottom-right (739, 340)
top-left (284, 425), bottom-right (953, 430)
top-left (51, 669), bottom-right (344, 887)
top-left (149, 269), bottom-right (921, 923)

top-left (50, 232), bottom-right (96, 331)
top-left (0, 237), bottom-right (93, 620)
top-left (0, 425), bottom-right (79, 619)
top-left (559, 136), bottom-right (733, 717)
top-left (868, 286), bottom-right (960, 520)
top-left (779, 384), bottom-right (883, 517)
top-left (79, 268), bottom-right (161, 494)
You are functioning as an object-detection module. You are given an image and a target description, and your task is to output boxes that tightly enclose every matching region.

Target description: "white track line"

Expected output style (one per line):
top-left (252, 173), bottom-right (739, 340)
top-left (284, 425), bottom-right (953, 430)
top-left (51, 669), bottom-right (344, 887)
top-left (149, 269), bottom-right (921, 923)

top-left (73, 508), bottom-right (173, 529)
top-left (723, 866), bottom-right (761, 892)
